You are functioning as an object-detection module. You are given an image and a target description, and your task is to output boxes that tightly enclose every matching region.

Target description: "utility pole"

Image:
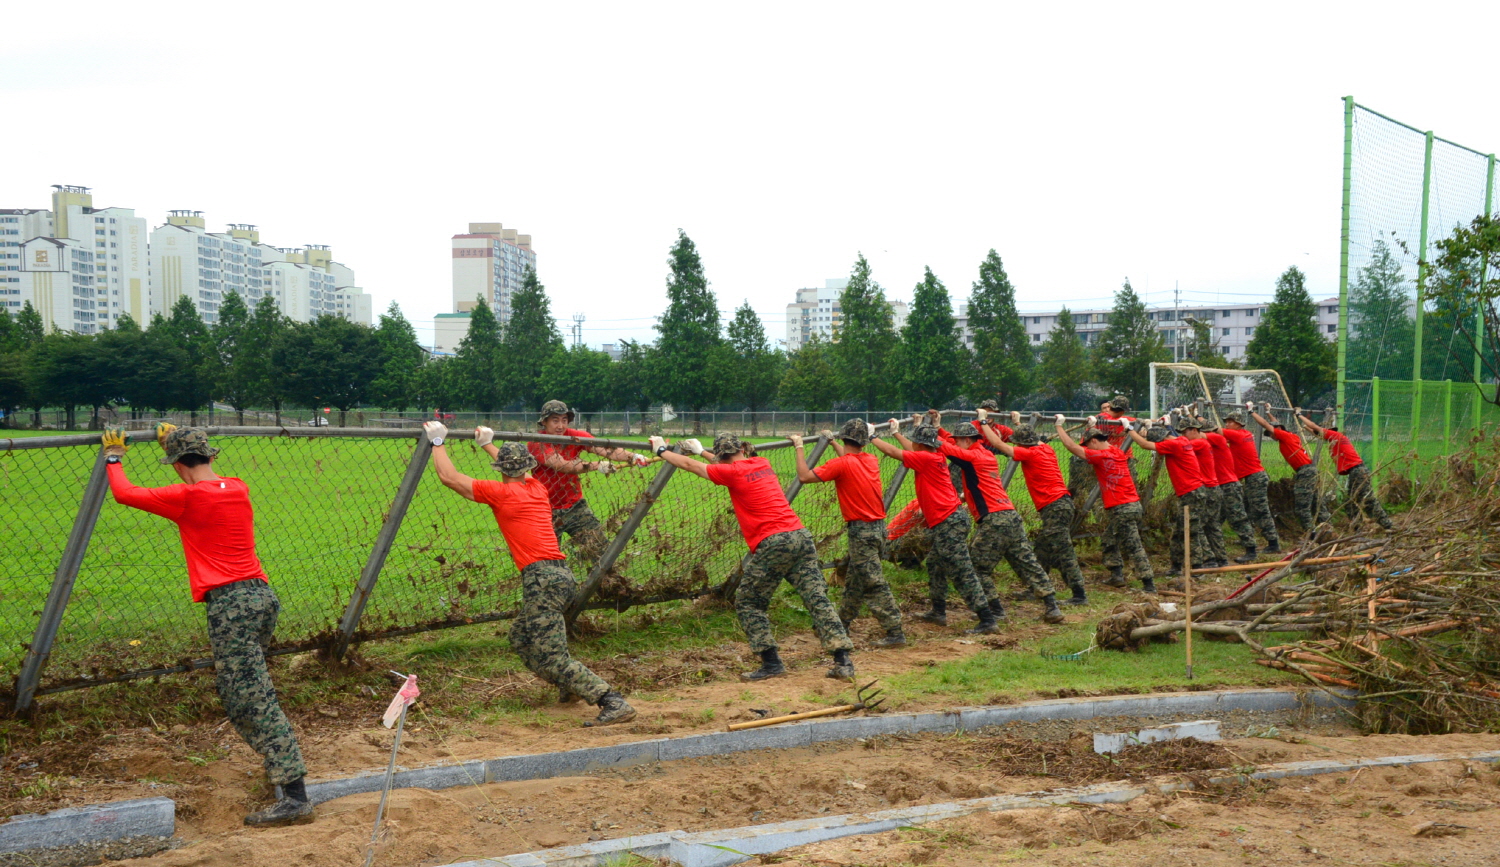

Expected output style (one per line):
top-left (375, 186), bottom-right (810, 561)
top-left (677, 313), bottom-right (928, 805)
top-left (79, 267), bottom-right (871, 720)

top-left (1174, 281), bottom-right (1182, 362)
top-left (571, 313), bottom-right (585, 347)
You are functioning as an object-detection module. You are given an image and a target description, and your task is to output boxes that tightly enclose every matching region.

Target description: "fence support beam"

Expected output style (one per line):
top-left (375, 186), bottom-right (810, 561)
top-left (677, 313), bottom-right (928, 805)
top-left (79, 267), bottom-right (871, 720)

top-left (330, 437), bottom-right (432, 660)
top-left (781, 436), bottom-right (830, 503)
top-left (12, 451), bottom-right (111, 714)
top-left (1412, 129), bottom-right (1434, 436)
top-left (1371, 376), bottom-right (1382, 476)
top-left (1336, 95), bottom-right (1356, 423)
top-left (566, 462), bottom-right (678, 625)
top-left (882, 466), bottom-right (908, 512)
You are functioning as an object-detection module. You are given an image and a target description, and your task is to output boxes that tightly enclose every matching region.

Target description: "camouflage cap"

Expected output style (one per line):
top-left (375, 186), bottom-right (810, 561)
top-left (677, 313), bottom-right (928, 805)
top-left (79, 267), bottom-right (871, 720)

top-left (952, 422), bottom-right (980, 439)
top-left (1010, 424), bottom-right (1041, 446)
top-left (1177, 416), bottom-right (1202, 430)
top-left (1145, 424), bottom-right (1172, 443)
top-left (536, 399), bottom-right (573, 425)
top-left (978, 399), bottom-right (1000, 411)
top-left (1222, 410), bottom-right (1246, 425)
top-left (1109, 396), bottom-right (1131, 412)
top-left (491, 442), bottom-right (537, 477)
top-left (711, 432), bottom-right (746, 457)
top-left (909, 424), bottom-right (941, 448)
top-left (159, 427), bottom-right (219, 465)
top-left (838, 417), bottom-right (870, 446)
top-left (1081, 426), bottom-right (1111, 443)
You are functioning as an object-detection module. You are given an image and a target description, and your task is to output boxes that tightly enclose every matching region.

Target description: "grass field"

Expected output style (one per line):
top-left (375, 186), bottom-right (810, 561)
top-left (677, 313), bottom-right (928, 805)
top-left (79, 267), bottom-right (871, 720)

top-left (0, 423), bottom-right (1459, 695)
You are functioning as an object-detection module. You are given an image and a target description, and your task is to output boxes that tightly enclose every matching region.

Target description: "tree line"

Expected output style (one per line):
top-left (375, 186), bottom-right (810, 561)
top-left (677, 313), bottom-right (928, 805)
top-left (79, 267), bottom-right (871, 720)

top-left (0, 227), bottom-right (1348, 430)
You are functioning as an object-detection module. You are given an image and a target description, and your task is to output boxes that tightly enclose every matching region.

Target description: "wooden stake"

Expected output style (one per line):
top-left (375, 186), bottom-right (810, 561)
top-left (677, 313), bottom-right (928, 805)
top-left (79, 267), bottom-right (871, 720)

top-left (1184, 504), bottom-right (1193, 680)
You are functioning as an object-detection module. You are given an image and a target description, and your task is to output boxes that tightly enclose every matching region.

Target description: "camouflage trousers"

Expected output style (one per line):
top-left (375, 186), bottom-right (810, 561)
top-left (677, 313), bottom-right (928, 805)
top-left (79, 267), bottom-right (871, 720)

top-left (552, 500), bottom-right (608, 562)
top-left (204, 579), bottom-right (306, 786)
top-left (737, 529), bottom-right (853, 654)
top-left (1097, 457), bottom-right (1140, 563)
top-left (1200, 485), bottom-right (1229, 564)
top-left (838, 520), bottom-right (903, 632)
top-left (1344, 464), bottom-right (1394, 530)
top-left (1035, 497), bottom-right (1086, 595)
top-left (1067, 454), bottom-right (1098, 501)
top-left (1216, 479), bottom-right (1258, 554)
top-left (1102, 501), bottom-right (1154, 581)
top-left (511, 560), bottom-right (610, 704)
top-left (971, 510), bottom-right (1055, 600)
top-left (1169, 487), bottom-right (1211, 570)
top-left (1240, 471), bottom-right (1280, 548)
top-left (1293, 464), bottom-right (1332, 532)
top-left (924, 509), bottom-right (991, 615)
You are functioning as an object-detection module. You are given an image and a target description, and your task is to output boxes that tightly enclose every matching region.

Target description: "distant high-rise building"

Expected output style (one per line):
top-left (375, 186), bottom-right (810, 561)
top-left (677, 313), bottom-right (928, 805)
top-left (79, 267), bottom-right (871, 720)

top-left (452, 222), bottom-right (535, 324)
top-left (784, 278), bottom-right (909, 352)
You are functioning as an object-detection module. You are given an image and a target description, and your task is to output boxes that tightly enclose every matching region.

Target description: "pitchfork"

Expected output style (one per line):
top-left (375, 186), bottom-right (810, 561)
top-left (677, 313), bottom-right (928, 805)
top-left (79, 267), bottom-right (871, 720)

top-left (726, 681), bottom-right (886, 731)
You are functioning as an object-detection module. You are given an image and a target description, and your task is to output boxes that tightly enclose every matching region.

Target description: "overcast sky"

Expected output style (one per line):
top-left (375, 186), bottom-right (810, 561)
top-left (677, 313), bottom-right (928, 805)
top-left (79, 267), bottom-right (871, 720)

top-left (5, 2), bottom-right (1498, 349)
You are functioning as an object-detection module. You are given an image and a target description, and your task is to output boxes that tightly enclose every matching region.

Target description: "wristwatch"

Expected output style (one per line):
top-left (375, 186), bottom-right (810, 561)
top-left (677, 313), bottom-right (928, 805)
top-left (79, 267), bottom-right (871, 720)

top-left (430, 437), bottom-right (445, 447)
top-left (106, 455), bottom-right (122, 464)
top-left (655, 445), bottom-right (668, 456)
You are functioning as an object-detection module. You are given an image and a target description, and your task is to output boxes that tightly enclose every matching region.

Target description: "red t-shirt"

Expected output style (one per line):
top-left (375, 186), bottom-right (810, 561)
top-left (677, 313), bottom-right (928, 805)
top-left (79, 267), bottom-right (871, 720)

top-left (1221, 427), bottom-right (1265, 478)
top-left (1323, 430), bottom-right (1364, 474)
top-left (938, 439), bottom-right (1013, 519)
top-left (813, 451), bottom-right (886, 522)
top-left (1010, 445), bottom-right (1068, 510)
top-left (471, 478), bottom-right (567, 571)
top-left (1205, 433), bottom-right (1241, 487)
top-left (1271, 428), bottom-right (1313, 470)
top-left (1101, 413), bottom-right (1136, 456)
top-left (1082, 446), bottom-right (1140, 508)
top-left (982, 423), bottom-right (1014, 443)
top-left (1187, 437), bottom-right (1217, 487)
top-left (527, 428), bottom-right (594, 510)
top-left (705, 457), bottom-right (803, 552)
top-left (887, 499), bottom-right (924, 540)
top-left (107, 464), bottom-right (269, 602)
top-left (1154, 436), bottom-right (1205, 497)
top-left (900, 448), bottom-right (962, 527)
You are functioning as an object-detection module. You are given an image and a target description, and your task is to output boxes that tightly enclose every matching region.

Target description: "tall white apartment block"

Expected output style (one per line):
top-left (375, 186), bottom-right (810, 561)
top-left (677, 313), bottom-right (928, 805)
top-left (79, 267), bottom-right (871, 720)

top-left (15, 237), bottom-right (99, 333)
top-left (785, 278), bottom-right (910, 352)
top-left (452, 222), bottom-right (535, 324)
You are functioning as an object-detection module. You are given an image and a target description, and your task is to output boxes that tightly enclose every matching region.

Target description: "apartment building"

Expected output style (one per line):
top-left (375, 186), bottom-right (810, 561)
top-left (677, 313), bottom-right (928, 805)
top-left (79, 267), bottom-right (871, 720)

top-left (452, 222), bottom-right (535, 324)
top-left (14, 237), bottom-right (99, 333)
top-left (785, 278), bottom-right (910, 352)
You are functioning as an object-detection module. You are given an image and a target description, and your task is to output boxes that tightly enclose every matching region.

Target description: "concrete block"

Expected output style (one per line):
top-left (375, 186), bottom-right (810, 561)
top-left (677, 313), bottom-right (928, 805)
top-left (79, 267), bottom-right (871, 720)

top-left (659, 724), bottom-right (809, 761)
top-left (801, 713), bottom-right (912, 744)
top-left (0, 797), bottom-right (175, 854)
top-left (306, 761), bottom-right (486, 805)
top-left (488, 740), bottom-right (662, 783)
top-left (1094, 720), bottom-right (1221, 754)
top-left (904, 710), bottom-right (963, 736)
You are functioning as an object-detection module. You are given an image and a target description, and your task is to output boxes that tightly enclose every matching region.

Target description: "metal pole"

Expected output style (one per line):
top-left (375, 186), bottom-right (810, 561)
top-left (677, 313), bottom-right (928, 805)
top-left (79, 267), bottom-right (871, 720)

top-left (1371, 376), bottom-right (1381, 475)
top-left (1479, 154), bottom-right (1496, 435)
top-left (881, 465), bottom-right (909, 512)
top-left (331, 437), bottom-right (432, 660)
top-left (1336, 96), bottom-right (1356, 422)
top-left (12, 450), bottom-right (111, 713)
top-left (1444, 379), bottom-right (1452, 456)
top-left (781, 436), bottom-right (830, 503)
top-left (566, 462), bottom-right (678, 624)
top-left (1412, 129), bottom-right (1435, 434)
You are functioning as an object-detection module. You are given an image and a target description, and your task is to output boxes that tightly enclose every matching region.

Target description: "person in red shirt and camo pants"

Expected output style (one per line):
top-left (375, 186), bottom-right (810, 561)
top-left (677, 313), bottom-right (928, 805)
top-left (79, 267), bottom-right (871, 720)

top-left (1250, 403), bottom-right (1331, 535)
top-left (652, 432), bottom-right (856, 682)
top-left (529, 400), bottom-right (649, 559)
top-left (1295, 410), bottom-right (1393, 531)
top-left (101, 424), bottom-right (313, 827)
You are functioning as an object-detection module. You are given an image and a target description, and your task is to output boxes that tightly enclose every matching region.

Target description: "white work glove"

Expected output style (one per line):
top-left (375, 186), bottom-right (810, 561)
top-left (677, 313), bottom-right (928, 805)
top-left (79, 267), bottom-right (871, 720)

top-left (888, 418), bottom-right (901, 431)
top-left (423, 421), bottom-right (448, 445)
top-left (1293, 407), bottom-right (1303, 418)
top-left (1053, 414), bottom-right (1065, 425)
top-left (681, 438), bottom-right (704, 455)
top-left (648, 435), bottom-right (668, 454)
top-left (1121, 418), bottom-right (1133, 431)
top-left (1010, 411), bottom-right (1021, 425)
top-left (975, 407), bottom-right (989, 421)
top-left (865, 422), bottom-right (876, 439)
top-left (596, 461), bottom-right (617, 475)
top-left (1245, 401), bottom-right (1255, 411)
top-left (1087, 415), bottom-right (1097, 427)
top-left (630, 452), bottom-right (650, 467)
top-left (790, 434), bottom-right (804, 448)
top-left (474, 426), bottom-right (494, 448)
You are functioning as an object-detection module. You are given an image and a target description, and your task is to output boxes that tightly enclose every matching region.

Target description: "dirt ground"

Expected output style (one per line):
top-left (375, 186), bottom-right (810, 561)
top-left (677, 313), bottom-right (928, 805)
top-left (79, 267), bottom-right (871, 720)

top-left (770, 756), bottom-right (1500, 867)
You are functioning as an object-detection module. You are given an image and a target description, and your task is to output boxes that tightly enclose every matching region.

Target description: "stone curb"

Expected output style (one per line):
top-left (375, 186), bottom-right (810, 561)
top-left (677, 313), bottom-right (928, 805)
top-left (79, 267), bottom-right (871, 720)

top-left (0, 797), bottom-right (175, 855)
top-left (439, 749), bottom-right (1500, 867)
top-left (305, 687), bottom-right (1352, 805)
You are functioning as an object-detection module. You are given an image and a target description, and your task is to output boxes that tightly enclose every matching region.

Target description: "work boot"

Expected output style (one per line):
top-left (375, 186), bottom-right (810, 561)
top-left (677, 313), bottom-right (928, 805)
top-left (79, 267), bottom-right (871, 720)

top-left (872, 628), bottom-right (907, 648)
top-left (826, 649), bottom-right (856, 680)
top-left (989, 599), bottom-right (1009, 622)
top-left (1264, 542), bottom-right (1282, 555)
top-left (1064, 580), bottom-right (1088, 605)
top-left (588, 691), bottom-right (636, 726)
top-left (740, 648), bottom-right (787, 682)
top-left (1234, 546), bottom-right (1257, 564)
top-left (244, 783), bottom-right (313, 827)
top-left (915, 599), bottom-right (947, 627)
top-left (1102, 567), bottom-right (1127, 588)
top-left (966, 613), bottom-right (1000, 634)
top-left (1140, 578), bottom-right (1157, 594)
top-left (557, 686), bottom-right (582, 704)
top-left (1040, 594), bottom-right (1066, 624)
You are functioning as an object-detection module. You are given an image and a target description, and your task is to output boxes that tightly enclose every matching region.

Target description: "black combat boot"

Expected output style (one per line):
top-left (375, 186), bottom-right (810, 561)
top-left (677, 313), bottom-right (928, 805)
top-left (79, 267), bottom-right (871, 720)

top-left (1063, 580), bottom-right (1088, 606)
top-left (1263, 542), bottom-right (1282, 555)
top-left (588, 691), bottom-right (636, 726)
top-left (872, 627), bottom-right (907, 648)
top-left (915, 598), bottom-right (947, 626)
top-left (245, 777), bottom-right (313, 827)
top-left (1040, 594), bottom-right (1066, 624)
top-left (1102, 567), bottom-right (1127, 588)
top-left (989, 599), bottom-right (1009, 622)
top-left (1234, 545), bottom-right (1257, 564)
top-left (740, 648), bottom-right (787, 681)
top-left (1141, 577), bottom-right (1157, 594)
top-left (826, 649), bottom-right (856, 680)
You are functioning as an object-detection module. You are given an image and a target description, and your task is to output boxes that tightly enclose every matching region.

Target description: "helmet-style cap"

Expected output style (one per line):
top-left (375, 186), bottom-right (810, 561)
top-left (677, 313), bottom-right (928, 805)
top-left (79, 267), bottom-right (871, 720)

top-left (952, 422), bottom-right (979, 439)
top-left (1081, 427), bottom-right (1110, 444)
top-left (978, 399), bottom-right (1000, 411)
top-left (1010, 425), bottom-right (1041, 446)
top-left (1177, 416), bottom-right (1202, 430)
top-left (159, 427), bottom-right (219, 465)
top-left (711, 432), bottom-right (746, 457)
top-left (909, 424), bottom-right (941, 448)
top-left (838, 417), bottom-right (870, 446)
top-left (1109, 396), bottom-right (1130, 412)
top-left (1222, 410), bottom-right (1245, 425)
top-left (492, 442), bottom-right (537, 477)
top-left (1145, 424), bottom-right (1172, 443)
top-left (537, 400), bottom-right (573, 425)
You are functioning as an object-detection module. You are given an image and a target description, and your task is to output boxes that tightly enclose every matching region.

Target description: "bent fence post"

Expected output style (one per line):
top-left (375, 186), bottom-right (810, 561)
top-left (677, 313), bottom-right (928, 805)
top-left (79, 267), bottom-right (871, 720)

top-left (566, 461), bottom-right (678, 625)
top-left (331, 436), bottom-right (431, 661)
top-left (13, 451), bottom-right (111, 714)
top-left (882, 466), bottom-right (909, 512)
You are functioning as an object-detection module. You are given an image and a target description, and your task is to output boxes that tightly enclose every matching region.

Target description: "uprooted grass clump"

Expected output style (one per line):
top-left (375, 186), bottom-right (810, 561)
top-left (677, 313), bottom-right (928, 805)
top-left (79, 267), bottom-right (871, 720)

top-left (958, 735), bottom-right (1235, 784)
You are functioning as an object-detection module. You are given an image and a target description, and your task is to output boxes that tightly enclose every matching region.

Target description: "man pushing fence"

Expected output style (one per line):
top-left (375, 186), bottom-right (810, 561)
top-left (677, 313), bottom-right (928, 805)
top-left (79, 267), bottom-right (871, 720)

top-left (529, 400), bottom-right (649, 559)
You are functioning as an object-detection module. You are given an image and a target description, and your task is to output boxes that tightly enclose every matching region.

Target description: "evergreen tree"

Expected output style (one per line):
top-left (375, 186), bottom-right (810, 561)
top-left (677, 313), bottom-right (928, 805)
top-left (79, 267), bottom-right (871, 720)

top-left (372, 302), bottom-right (425, 411)
top-left (162, 296), bottom-right (216, 421)
top-left (96, 316), bottom-right (143, 421)
top-left (0, 307), bottom-right (17, 354)
top-left (27, 333), bottom-right (113, 430)
top-left (726, 302), bottom-right (785, 434)
top-left (211, 292), bottom-right (256, 423)
top-left (1039, 307), bottom-right (1091, 407)
top-left (778, 332), bottom-right (841, 411)
top-left (831, 254), bottom-right (899, 410)
top-left (651, 230), bottom-right (723, 431)
top-left (612, 339), bottom-right (653, 420)
top-left (15, 302), bottom-right (45, 347)
top-left (245, 297), bottom-right (289, 424)
top-left (540, 344), bottom-right (614, 412)
top-left (453, 296), bottom-right (503, 412)
top-left (502, 267), bottom-right (565, 411)
top-left (1246, 266), bottom-right (1334, 407)
top-left (897, 267), bottom-right (967, 409)
top-left (413, 356), bottom-right (457, 413)
top-left (1346, 239), bottom-right (1414, 381)
top-left (1093, 279), bottom-right (1167, 407)
top-left (0, 351), bottom-right (24, 425)
top-left (964, 249), bottom-right (1033, 406)
top-left (274, 316), bottom-right (382, 426)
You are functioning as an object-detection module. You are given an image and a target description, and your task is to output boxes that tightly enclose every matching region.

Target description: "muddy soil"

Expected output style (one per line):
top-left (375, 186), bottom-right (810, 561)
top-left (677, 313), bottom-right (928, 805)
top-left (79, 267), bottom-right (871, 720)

top-left (772, 756), bottom-right (1500, 867)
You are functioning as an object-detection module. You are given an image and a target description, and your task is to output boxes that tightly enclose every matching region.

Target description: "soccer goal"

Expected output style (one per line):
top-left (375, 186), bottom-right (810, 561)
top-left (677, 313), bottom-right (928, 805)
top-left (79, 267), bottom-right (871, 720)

top-left (1148, 362), bottom-right (1297, 425)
